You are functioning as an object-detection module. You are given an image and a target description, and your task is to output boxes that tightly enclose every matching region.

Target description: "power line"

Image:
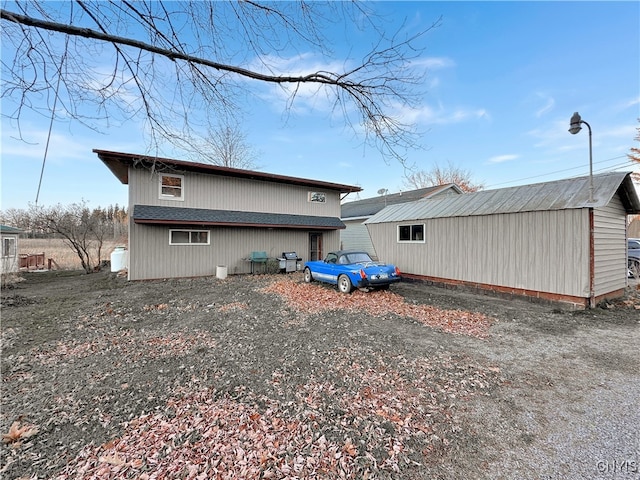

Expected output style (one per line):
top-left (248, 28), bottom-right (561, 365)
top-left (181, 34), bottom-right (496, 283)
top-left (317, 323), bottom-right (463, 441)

top-left (486, 155), bottom-right (635, 188)
top-left (35, 37), bottom-right (68, 205)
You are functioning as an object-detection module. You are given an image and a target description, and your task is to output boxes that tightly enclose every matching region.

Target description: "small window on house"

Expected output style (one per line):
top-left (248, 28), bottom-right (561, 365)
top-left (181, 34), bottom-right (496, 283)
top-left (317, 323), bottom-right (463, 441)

top-left (398, 224), bottom-right (425, 243)
top-left (309, 192), bottom-right (326, 203)
top-left (160, 174), bottom-right (184, 200)
top-left (2, 237), bottom-right (16, 257)
top-left (169, 230), bottom-right (210, 245)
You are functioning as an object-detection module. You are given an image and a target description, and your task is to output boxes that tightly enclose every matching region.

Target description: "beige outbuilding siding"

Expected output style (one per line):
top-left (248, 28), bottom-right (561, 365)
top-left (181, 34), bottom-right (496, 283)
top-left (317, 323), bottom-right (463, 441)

top-left (593, 194), bottom-right (628, 296)
top-left (367, 208), bottom-right (591, 298)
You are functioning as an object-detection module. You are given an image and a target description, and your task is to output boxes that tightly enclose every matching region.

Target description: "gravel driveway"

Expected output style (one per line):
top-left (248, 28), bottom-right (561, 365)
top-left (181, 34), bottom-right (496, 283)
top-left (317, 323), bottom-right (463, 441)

top-left (1, 270), bottom-right (638, 479)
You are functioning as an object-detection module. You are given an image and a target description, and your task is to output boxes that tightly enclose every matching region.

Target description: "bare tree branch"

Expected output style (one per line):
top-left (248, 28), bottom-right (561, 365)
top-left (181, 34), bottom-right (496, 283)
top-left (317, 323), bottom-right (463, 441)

top-left (1, 2), bottom-right (440, 164)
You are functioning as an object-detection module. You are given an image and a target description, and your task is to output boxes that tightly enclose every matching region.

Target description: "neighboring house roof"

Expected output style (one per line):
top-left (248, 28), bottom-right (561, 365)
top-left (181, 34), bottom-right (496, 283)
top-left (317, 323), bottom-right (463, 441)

top-left (0, 225), bottom-right (22, 234)
top-left (94, 149), bottom-right (362, 194)
top-left (341, 184), bottom-right (462, 219)
top-left (133, 205), bottom-right (346, 230)
top-left (366, 172), bottom-right (640, 224)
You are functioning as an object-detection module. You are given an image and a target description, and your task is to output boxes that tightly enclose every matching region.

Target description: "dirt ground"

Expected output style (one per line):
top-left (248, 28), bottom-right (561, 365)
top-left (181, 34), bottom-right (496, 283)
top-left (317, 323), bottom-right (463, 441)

top-left (1, 270), bottom-right (639, 479)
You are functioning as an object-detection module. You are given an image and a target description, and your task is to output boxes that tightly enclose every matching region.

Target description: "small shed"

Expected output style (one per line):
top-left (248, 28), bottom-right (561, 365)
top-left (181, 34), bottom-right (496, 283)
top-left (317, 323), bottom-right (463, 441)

top-left (1, 225), bottom-right (22, 274)
top-left (365, 172), bottom-right (640, 308)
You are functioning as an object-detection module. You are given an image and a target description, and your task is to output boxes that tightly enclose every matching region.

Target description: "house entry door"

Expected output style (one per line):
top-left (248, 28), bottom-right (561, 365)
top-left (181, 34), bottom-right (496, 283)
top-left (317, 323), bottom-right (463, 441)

top-left (309, 233), bottom-right (323, 261)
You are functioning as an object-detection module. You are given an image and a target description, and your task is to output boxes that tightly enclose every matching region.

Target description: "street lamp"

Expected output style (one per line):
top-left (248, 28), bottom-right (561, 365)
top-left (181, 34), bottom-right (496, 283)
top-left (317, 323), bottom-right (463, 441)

top-left (568, 112), bottom-right (594, 203)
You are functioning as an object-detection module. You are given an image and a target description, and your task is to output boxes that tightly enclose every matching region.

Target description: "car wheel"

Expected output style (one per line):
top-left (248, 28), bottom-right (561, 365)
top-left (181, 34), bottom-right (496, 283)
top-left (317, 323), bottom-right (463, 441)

top-left (337, 274), bottom-right (353, 294)
top-left (629, 258), bottom-right (640, 278)
top-left (303, 267), bottom-right (313, 283)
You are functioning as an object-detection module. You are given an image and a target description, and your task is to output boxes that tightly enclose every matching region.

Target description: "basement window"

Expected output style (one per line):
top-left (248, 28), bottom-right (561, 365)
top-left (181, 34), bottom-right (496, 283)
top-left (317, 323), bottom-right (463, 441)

top-left (169, 230), bottom-right (210, 245)
top-left (398, 224), bottom-right (425, 243)
top-left (159, 174), bottom-right (184, 201)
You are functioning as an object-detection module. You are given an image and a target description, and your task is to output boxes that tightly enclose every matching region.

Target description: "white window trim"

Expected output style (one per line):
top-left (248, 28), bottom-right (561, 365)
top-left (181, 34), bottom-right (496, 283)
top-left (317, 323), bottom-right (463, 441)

top-left (169, 229), bottom-right (210, 245)
top-left (397, 224), bottom-right (426, 243)
top-left (159, 174), bottom-right (185, 201)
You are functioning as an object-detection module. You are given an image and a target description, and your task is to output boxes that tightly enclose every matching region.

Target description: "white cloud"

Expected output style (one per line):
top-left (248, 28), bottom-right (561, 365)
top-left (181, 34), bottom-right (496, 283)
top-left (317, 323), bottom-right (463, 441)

top-left (404, 103), bottom-right (489, 125)
top-left (535, 92), bottom-right (555, 118)
top-left (411, 56), bottom-right (455, 70)
top-left (488, 154), bottom-right (519, 164)
top-left (625, 96), bottom-right (640, 108)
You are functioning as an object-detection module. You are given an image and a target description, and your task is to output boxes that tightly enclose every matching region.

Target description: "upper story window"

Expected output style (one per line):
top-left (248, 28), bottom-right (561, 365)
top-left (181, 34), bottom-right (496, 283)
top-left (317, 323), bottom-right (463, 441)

top-left (309, 191), bottom-right (326, 203)
top-left (398, 224), bottom-right (425, 243)
top-left (159, 174), bottom-right (184, 201)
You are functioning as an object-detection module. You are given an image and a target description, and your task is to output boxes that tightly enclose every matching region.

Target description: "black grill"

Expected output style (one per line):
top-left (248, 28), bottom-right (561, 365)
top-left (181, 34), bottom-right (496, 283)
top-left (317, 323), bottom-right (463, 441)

top-left (279, 251), bottom-right (301, 273)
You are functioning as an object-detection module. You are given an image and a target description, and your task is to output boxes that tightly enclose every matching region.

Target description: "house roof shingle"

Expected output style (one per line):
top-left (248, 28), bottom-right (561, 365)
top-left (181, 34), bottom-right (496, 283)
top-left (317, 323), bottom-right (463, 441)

top-left (133, 205), bottom-right (346, 230)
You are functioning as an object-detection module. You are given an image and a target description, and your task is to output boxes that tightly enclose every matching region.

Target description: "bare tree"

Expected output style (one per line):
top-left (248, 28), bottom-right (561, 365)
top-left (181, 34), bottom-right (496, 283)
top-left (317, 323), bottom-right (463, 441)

top-left (403, 161), bottom-right (484, 192)
top-left (30, 202), bottom-right (111, 273)
top-left (628, 118), bottom-right (640, 184)
top-left (1, 2), bottom-right (439, 164)
top-left (173, 118), bottom-right (261, 169)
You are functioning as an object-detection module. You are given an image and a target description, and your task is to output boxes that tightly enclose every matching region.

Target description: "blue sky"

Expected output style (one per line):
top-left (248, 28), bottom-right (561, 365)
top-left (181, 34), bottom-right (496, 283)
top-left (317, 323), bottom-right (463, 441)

top-left (1, 1), bottom-right (639, 211)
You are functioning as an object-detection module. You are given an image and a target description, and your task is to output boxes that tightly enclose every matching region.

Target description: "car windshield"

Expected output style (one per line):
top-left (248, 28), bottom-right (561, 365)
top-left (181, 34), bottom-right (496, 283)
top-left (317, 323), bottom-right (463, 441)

top-left (343, 252), bottom-right (373, 264)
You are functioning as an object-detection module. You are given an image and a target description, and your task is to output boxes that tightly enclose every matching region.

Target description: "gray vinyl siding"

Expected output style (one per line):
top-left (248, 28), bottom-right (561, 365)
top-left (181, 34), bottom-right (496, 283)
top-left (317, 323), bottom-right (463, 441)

top-left (128, 168), bottom-right (340, 217)
top-left (128, 223), bottom-right (340, 280)
top-left (340, 220), bottom-right (376, 257)
top-left (367, 209), bottom-right (590, 298)
top-left (593, 194), bottom-right (627, 295)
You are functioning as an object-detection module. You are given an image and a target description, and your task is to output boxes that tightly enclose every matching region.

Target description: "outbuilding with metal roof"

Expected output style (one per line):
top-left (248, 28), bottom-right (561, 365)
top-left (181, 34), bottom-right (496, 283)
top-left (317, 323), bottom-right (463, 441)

top-left (365, 172), bottom-right (640, 308)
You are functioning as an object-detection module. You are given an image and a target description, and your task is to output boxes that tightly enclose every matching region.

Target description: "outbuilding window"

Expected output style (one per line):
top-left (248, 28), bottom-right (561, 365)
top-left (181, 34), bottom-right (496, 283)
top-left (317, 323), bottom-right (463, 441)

top-left (159, 174), bottom-right (184, 201)
top-left (398, 224), bottom-right (425, 243)
top-left (169, 230), bottom-right (210, 245)
top-left (2, 237), bottom-right (16, 257)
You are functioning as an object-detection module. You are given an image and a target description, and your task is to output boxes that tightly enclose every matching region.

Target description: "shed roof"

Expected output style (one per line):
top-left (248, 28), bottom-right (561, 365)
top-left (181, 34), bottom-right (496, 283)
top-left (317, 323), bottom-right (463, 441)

top-left (0, 225), bottom-right (23, 234)
top-left (341, 184), bottom-right (462, 219)
top-left (365, 172), bottom-right (640, 224)
top-left (133, 205), bottom-right (346, 230)
top-left (95, 149), bottom-right (362, 194)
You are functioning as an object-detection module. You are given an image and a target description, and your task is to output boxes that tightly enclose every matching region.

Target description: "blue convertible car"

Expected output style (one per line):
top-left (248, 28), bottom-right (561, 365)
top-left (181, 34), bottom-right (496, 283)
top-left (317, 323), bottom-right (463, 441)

top-left (303, 250), bottom-right (401, 293)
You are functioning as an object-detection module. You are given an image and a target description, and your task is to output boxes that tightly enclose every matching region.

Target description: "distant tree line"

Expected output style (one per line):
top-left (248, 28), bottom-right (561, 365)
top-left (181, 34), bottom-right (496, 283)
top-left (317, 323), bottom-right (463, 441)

top-left (0, 203), bottom-right (128, 240)
top-left (0, 202), bottom-right (128, 273)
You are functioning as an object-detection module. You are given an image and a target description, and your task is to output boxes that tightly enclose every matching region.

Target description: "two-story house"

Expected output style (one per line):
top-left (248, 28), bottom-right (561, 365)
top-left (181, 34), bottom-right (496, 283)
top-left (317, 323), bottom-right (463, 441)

top-left (95, 150), bottom-right (361, 281)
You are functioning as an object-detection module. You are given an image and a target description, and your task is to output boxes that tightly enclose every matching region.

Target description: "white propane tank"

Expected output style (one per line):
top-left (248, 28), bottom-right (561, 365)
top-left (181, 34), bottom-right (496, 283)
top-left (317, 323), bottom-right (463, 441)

top-left (110, 246), bottom-right (128, 272)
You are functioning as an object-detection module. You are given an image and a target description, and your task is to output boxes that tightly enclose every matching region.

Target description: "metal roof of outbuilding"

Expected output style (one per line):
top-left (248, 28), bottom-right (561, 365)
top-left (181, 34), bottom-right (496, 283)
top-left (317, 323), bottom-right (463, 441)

top-left (341, 184), bottom-right (462, 219)
top-left (365, 172), bottom-right (640, 224)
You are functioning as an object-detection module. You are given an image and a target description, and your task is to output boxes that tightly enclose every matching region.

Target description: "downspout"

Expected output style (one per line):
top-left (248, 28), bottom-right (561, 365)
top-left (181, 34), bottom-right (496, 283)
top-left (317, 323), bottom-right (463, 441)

top-left (589, 208), bottom-right (595, 308)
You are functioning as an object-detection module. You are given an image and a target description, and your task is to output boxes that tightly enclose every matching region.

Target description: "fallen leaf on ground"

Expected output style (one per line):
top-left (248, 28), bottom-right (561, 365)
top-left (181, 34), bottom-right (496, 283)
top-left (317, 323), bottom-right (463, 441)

top-left (2, 421), bottom-right (39, 445)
